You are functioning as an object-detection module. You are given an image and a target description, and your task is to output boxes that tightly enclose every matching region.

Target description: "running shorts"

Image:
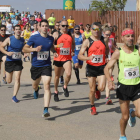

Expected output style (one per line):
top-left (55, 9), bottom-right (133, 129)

top-left (72, 55), bottom-right (83, 65)
top-left (53, 60), bottom-right (71, 67)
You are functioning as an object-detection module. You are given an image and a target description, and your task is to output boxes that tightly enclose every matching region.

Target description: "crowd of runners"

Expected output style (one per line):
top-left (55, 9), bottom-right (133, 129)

top-left (0, 10), bottom-right (140, 140)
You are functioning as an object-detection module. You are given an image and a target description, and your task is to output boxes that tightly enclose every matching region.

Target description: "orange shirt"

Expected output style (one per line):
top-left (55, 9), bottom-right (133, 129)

top-left (54, 34), bottom-right (73, 61)
top-left (86, 39), bottom-right (106, 66)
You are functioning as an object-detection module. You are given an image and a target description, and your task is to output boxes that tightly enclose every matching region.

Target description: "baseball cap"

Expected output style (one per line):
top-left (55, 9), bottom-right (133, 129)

top-left (79, 23), bottom-right (83, 26)
top-left (74, 25), bottom-right (80, 29)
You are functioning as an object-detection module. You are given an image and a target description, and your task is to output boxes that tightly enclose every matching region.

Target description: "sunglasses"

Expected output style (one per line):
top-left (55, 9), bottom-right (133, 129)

top-left (105, 34), bottom-right (111, 36)
top-left (61, 25), bottom-right (68, 27)
top-left (75, 29), bottom-right (80, 30)
top-left (92, 28), bottom-right (100, 31)
top-left (1, 29), bottom-right (6, 31)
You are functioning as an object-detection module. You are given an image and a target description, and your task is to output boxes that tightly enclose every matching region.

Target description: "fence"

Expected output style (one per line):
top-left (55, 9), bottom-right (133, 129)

top-left (45, 9), bottom-right (140, 43)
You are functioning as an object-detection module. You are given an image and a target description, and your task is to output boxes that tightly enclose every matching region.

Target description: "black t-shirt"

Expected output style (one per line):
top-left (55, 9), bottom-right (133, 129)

top-left (0, 34), bottom-right (9, 53)
top-left (51, 29), bottom-right (60, 35)
top-left (0, 34), bottom-right (9, 42)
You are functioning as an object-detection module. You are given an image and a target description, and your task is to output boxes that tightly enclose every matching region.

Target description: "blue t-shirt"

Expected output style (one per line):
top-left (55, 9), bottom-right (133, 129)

top-left (6, 36), bottom-right (24, 61)
top-left (74, 34), bottom-right (83, 55)
top-left (12, 19), bottom-right (19, 26)
top-left (27, 34), bottom-right (54, 67)
top-left (11, 15), bottom-right (16, 19)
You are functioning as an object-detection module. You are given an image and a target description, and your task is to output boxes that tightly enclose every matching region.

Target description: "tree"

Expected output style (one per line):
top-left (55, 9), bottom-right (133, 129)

top-left (89, 0), bottom-right (127, 15)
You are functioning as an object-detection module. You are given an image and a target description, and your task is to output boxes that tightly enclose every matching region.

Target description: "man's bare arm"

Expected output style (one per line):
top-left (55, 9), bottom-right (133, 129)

top-left (0, 38), bottom-right (10, 55)
top-left (78, 39), bottom-right (94, 61)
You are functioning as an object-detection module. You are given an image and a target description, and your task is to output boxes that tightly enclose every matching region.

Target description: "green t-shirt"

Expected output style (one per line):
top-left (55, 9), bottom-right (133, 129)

top-left (48, 17), bottom-right (56, 26)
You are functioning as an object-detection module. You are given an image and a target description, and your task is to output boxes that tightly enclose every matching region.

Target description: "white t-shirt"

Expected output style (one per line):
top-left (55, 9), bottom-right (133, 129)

top-left (43, 14), bottom-right (46, 19)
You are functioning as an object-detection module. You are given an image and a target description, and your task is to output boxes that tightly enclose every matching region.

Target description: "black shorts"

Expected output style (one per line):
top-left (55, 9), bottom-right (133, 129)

top-left (116, 82), bottom-right (140, 101)
top-left (5, 61), bottom-right (23, 73)
top-left (30, 66), bottom-right (52, 80)
top-left (53, 60), bottom-right (71, 67)
top-left (0, 52), bottom-right (5, 62)
top-left (49, 25), bottom-right (54, 29)
top-left (86, 64), bottom-right (105, 77)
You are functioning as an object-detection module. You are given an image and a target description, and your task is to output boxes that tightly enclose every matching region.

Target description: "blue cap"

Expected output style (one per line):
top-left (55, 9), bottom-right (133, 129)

top-left (63, 16), bottom-right (66, 19)
top-left (74, 25), bottom-right (80, 29)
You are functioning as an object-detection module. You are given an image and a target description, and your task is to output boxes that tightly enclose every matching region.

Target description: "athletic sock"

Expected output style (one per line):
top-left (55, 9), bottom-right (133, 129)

top-left (44, 107), bottom-right (48, 110)
top-left (91, 105), bottom-right (95, 108)
top-left (60, 76), bottom-right (63, 81)
top-left (74, 68), bottom-right (79, 80)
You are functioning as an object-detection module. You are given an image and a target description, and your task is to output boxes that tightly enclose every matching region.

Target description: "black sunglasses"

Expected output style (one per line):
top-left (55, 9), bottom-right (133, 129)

top-left (1, 29), bottom-right (6, 31)
top-left (61, 25), bottom-right (68, 27)
top-left (75, 29), bottom-right (80, 30)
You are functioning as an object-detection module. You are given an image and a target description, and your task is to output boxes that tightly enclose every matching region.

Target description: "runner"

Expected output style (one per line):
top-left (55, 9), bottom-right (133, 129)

top-left (102, 25), bottom-right (115, 104)
top-left (51, 22), bottom-right (60, 35)
top-left (53, 19), bottom-right (75, 102)
top-left (78, 22), bottom-right (109, 115)
top-left (72, 25), bottom-right (84, 84)
top-left (104, 28), bottom-right (140, 140)
top-left (79, 23), bottom-right (84, 34)
top-left (0, 25), bottom-right (9, 85)
top-left (0, 25), bottom-right (24, 103)
top-left (6, 18), bottom-right (13, 36)
top-left (22, 19), bottom-right (58, 117)
top-left (48, 12), bottom-right (56, 33)
top-left (82, 24), bottom-right (92, 39)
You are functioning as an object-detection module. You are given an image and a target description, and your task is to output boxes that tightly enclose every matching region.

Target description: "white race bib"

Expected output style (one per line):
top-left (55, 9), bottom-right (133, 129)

top-left (124, 66), bottom-right (139, 79)
top-left (37, 51), bottom-right (49, 60)
top-left (92, 54), bottom-right (103, 63)
top-left (75, 44), bottom-right (82, 50)
top-left (12, 52), bottom-right (22, 59)
top-left (60, 48), bottom-right (70, 55)
top-left (31, 26), bottom-right (34, 29)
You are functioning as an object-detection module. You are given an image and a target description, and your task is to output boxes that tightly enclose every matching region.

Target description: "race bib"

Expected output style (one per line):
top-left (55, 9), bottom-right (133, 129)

top-left (92, 54), bottom-right (103, 63)
top-left (60, 48), bottom-right (70, 55)
top-left (37, 51), bottom-right (49, 60)
top-left (124, 66), bottom-right (139, 79)
top-left (12, 52), bottom-right (22, 59)
top-left (31, 26), bottom-right (34, 29)
top-left (75, 44), bottom-right (82, 51)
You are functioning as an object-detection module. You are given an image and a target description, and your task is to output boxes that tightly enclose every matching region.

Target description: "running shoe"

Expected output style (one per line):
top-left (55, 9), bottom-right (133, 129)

top-left (128, 108), bottom-right (136, 127)
top-left (12, 96), bottom-right (19, 103)
top-left (60, 77), bottom-right (64, 84)
top-left (63, 87), bottom-right (69, 97)
top-left (54, 93), bottom-right (59, 102)
top-left (95, 90), bottom-right (101, 99)
top-left (2, 77), bottom-right (7, 84)
top-left (105, 97), bottom-right (112, 105)
top-left (34, 87), bottom-right (39, 99)
top-left (42, 108), bottom-right (50, 118)
top-left (119, 136), bottom-right (127, 140)
top-left (90, 106), bottom-right (97, 115)
top-left (77, 79), bottom-right (81, 84)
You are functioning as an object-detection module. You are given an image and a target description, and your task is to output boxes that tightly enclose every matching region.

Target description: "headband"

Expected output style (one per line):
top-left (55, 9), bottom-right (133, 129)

top-left (121, 29), bottom-right (134, 36)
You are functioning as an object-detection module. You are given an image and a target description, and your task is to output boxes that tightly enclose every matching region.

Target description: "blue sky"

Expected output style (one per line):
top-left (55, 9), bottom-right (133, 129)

top-left (0, 0), bottom-right (137, 14)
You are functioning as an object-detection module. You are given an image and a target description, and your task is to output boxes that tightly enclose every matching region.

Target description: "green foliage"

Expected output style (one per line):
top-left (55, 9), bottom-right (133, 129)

top-left (89, 0), bottom-right (127, 15)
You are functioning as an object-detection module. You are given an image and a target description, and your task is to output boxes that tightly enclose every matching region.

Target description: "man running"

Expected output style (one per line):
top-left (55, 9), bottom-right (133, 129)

top-left (78, 22), bottom-right (109, 115)
top-left (53, 19), bottom-right (75, 102)
top-left (0, 25), bottom-right (24, 103)
top-left (0, 25), bottom-right (9, 85)
top-left (22, 19), bottom-right (58, 117)
top-left (104, 28), bottom-right (140, 140)
top-left (72, 25), bottom-right (84, 84)
top-left (82, 24), bottom-right (92, 39)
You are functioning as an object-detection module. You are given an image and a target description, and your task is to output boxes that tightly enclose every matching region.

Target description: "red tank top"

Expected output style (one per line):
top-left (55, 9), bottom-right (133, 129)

top-left (54, 32), bottom-right (73, 61)
top-left (86, 37), bottom-right (106, 66)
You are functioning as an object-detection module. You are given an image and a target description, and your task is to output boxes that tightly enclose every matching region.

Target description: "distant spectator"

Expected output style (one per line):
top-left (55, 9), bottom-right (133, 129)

top-left (28, 11), bottom-right (31, 19)
top-left (21, 11), bottom-right (25, 18)
top-left (18, 20), bottom-right (24, 31)
top-left (11, 12), bottom-right (16, 19)
top-left (79, 23), bottom-right (84, 34)
top-left (15, 10), bottom-right (20, 16)
top-left (6, 18), bottom-right (13, 35)
top-left (1, 16), bottom-right (6, 25)
top-left (22, 14), bottom-right (29, 26)
top-left (12, 16), bottom-right (19, 26)
top-left (48, 12), bottom-right (56, 32)
top-left (9, 10), bottom-right (13, 16)
top-left (29, 16), bottom-right (36, 31)
top-left (34, 11), bottom-right (37, 19)
top-left (43, 12), bottom-right (46, 19)
top-left (36, 14), bottom-right (42, 22)
top-left (67, 15), bottom-right (75, 33)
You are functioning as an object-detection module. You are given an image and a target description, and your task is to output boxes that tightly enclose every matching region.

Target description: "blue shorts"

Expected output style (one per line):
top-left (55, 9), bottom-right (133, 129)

top-left (72, 55), bottom-right (83, 65)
